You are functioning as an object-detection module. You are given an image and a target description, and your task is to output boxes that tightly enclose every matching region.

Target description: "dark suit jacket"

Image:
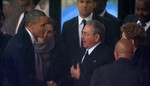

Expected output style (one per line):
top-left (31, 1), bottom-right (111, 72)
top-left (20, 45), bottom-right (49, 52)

top-left (62, 14), bottom-right (118, 67)
top-left (132, 45), bottom-right (150, 72)
top-left (123, 15), bottom-right (150, 46)
top-left (0, 32), bottom-right (11, 86)
top-left (0, 32), bottom-right (11, 58)
top-left (104, 11), bottom-right (122, 27)
top-left (72, 43), bottom-right (114, 86)
top-left (3, 29), bottom-right (69, 86)
top-left (90, 58), bottom-right (144, 86)
top-left (131, 45), bottom-right (150, 86)
top-left (4, 29), bottom-right (36, 86)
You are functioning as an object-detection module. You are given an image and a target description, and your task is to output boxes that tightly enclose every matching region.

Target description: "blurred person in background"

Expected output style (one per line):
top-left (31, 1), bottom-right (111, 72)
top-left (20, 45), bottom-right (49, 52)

top-left (34, 17), bottom-right (68, 86)
top-left (121, 22), bottom-right (150, 85)
top-left (90, 39), bottom-right (144, 86)
top-left (0, 9), bottom-right (11, 86)
top-left (15, 0), bottom-right (40, 33)
top-left (123, 0), bottom-right (150, 46)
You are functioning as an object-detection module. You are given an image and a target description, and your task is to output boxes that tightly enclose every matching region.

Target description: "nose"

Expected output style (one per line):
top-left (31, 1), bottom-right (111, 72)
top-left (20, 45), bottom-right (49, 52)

top-left (82, 2), bottom-right (87, 7)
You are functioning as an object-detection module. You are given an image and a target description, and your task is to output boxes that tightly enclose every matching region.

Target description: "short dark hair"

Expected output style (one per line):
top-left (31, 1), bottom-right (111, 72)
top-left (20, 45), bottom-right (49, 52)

top-left (86, 20), bottom-right (105, 41)
top-left (25, 9), bottom-right (46, 26)
top-left (31, 0), bottom-right (40, 5)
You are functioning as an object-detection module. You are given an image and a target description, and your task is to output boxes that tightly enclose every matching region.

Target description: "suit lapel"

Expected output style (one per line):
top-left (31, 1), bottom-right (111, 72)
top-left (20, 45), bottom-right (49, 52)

top-left (71, 17), bottom-right (80, 49)
top-left (81, 44), bottom-right (102, 66)
top-left (22, 29), bottom-right (36, 73)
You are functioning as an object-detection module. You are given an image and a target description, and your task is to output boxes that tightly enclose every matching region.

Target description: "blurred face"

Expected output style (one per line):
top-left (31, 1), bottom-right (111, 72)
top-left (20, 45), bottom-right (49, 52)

top-left (37, 24), bottom-right (54, 43)
top-left (30, 16), bottom-right (49, 38)
top-left (43, 24), bottom-right (54, 42)
top-left (76, 0), bottom-right (96, 18)
top-left (18, 0), bottom-right (30, 6)
top-left (81, 24), bottom-right (99, 49)
top-left (135, 1), bottom-right (150, 23)
top-left (94, 0), bottom-right (105, 15)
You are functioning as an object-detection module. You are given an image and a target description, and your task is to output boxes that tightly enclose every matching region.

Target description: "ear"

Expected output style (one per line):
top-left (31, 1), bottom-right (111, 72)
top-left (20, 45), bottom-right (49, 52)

top-left (26, 22), bottom-right (34, 32)
top-left (114, 51), bottom-right (118, 60)
top-left (94, 34), bottom-right (100, 42)
top-left (28, 22), bottom-right (33, 28)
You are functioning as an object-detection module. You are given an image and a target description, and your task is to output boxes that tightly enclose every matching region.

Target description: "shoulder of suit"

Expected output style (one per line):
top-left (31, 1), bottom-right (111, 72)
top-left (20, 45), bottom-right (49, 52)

top-left (123, 15), bottom-right (138, 24)
top-left (63, 16), bottom-right (78, 24)
top-left (104, 12), bottom-right (121, 22)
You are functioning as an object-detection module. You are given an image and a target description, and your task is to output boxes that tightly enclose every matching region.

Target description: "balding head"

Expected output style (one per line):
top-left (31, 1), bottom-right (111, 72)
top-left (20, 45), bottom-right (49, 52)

top-left (114, 39), bottom-right (134, 60)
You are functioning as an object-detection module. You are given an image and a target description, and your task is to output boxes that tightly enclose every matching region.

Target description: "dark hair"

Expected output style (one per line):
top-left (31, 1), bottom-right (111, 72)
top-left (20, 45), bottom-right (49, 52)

top-left (121, 22), bottom-right (146, 48)
top-left (31, 0), bottom-right (40, 5)
top-left (48, 17), bottom-right (54, 26)
top-left (25, 9), bottom-right (46, 26)
top-left (86, 20), bottom-right (105, 41)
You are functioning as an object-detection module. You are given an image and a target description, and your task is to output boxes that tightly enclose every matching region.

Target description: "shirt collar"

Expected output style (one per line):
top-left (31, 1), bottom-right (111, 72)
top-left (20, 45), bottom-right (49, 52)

top-left (78, 12), bottom-right (93, 25)
top-left (87, 42), bottom-right (101, 55)
top-left (99, 10), bottom-right (106, 17)
top-left (137, 20), bottom-right (150, 31)
top-left (26, 27), bottom-right (35, 44)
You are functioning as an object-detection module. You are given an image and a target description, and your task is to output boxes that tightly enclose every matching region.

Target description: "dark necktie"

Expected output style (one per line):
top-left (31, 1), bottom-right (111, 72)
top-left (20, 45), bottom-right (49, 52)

top-left (17, 11), bottom-right (28, 33)
top-left (141, 22), bottom-right (146, 27)
top-left (82, 19), bottom-right (87, 29)
top-left (81, 50), bottom-right (89, 63)
top-left (81, 20), bottom-right (87, 48)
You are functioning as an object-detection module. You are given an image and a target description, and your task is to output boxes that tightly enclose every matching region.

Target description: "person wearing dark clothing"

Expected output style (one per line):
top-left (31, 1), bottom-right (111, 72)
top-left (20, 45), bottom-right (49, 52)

top-left (15, 0), bottom-right (40, 34)
top-left (123, 0), bottom-right (150, 46)
top-left (62, 0), bottom-right (118, 69)
top-left (3, 10), bottom-right (49, 86)
top-left (90, 39), bottom-right (144, 86)
top-left (34, 18), bottom-right (68, 86)
top-left (0, 9), bottom-right (11, 58)
top-left (0, 9), bottom-right (11, 86)
top-left (94, 0), bottom-right (122, 37)
top-left (121, 22), bottom-right (150, 86)
top-left (70, 20), bottom-right (114, 86)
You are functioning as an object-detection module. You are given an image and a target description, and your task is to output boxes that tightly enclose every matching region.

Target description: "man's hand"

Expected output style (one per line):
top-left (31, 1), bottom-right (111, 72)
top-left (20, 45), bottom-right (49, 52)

top-left (70, 63), bottom-right (80, 80)
top-left (47, 81), bottom-right (57, 86)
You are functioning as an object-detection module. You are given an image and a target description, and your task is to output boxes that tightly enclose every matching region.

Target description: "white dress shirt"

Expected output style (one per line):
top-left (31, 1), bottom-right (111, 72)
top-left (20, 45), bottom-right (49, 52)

top-left (137, 20), bottom-right (150, 31)
top-left (81, 42), bottom-right (100, 63)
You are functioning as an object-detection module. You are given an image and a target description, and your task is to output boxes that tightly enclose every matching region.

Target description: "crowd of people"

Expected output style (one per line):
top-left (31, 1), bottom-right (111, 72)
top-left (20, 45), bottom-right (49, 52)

top-left (0, 0), bottom-right (150, 86)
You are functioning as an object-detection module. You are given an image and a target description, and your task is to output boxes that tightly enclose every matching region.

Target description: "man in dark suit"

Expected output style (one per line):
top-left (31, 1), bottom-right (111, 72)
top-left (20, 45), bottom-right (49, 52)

top-left (70, 20), bottom-right (114, 86)
top-left (94, 0), bottom-right (122, 37)
top-left (0, 10), bottom-right (11, 58)
top-left (62, 0), bottom-right (118, 68)
top-left (123, 0), bottom-right (150, 46)
top-left (90, 39), bottom-right (144, 86)
top-left (15, 0), bottom-right (40, 34)
top-left (0, 9), bottom-right (11, 86)
top-left (3, 10), bottom-right (49, 86)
